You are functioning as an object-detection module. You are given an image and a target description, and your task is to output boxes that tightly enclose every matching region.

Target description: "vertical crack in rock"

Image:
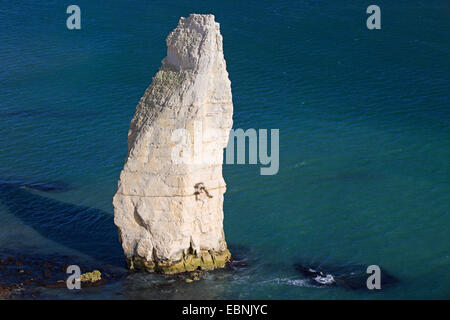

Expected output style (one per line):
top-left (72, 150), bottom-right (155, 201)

top-left (113, 14), bottom-right (233, 273)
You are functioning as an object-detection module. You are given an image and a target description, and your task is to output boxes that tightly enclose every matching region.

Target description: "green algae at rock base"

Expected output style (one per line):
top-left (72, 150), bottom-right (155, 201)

top-left (126, 256), bottom-right (155, 272)
top-left (126, 249), bottom-right (231, 274)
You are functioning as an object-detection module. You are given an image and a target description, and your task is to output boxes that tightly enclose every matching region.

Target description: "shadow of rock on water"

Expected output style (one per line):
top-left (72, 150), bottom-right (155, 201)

top-left (0, 178), bottom-right (73, 193)
top-left (0, 181), bottom-right (123, 266)
top-left (294, 262), bottom-right (399, 290)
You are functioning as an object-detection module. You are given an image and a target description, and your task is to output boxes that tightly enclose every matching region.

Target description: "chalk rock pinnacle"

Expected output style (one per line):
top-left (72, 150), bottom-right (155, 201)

top-left (113, 14), bottom-right (233, 273)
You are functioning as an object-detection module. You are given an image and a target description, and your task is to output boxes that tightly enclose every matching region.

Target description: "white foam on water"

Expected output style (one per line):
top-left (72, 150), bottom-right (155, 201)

top-left (264, 278), bottom-right (315, 288)
top-left (313, 274), bottom-right (335, 285)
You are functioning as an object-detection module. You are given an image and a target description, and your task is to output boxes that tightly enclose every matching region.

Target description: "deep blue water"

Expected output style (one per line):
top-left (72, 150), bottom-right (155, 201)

top-left (0, 0), bottom-right (449, 299)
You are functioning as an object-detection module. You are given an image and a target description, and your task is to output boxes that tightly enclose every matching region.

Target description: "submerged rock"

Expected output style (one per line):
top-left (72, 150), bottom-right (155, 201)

top-left (295, 263), bottom-right (399, 290)
top-left (0, 249), bottom-right (124, 297)
top-left (113, 14), bottom-right (234, 273)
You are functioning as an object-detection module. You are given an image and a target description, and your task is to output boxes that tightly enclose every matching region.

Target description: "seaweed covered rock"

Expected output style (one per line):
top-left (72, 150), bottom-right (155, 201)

top-left (80, 270), bottom-right (102, 283)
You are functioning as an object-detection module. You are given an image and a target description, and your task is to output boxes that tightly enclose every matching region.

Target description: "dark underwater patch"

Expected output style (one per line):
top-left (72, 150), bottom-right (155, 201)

top-left (294, 262), bottom-right (399, 290)
top-left (0, 178), bottom-right (73, 193)
top-left (226, 244), bottom-right (253, 270)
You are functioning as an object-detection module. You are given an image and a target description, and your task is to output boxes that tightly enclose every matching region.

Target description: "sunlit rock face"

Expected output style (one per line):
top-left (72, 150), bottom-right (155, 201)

top-left (113, 14), bottom-right (233, 273)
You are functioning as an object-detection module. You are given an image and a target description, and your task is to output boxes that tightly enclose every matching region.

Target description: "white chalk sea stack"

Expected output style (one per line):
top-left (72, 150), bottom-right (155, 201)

top-left (113, 14), bottom-right (233, 273)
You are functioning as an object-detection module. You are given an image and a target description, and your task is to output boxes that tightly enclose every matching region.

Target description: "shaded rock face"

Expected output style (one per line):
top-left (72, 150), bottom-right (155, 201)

top-left (113, 14), bottom-right (233, 273)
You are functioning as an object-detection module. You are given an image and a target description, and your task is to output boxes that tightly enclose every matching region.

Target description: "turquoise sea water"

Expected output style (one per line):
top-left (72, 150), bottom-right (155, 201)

top-left (0, 0), bottom-right (449, 299)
